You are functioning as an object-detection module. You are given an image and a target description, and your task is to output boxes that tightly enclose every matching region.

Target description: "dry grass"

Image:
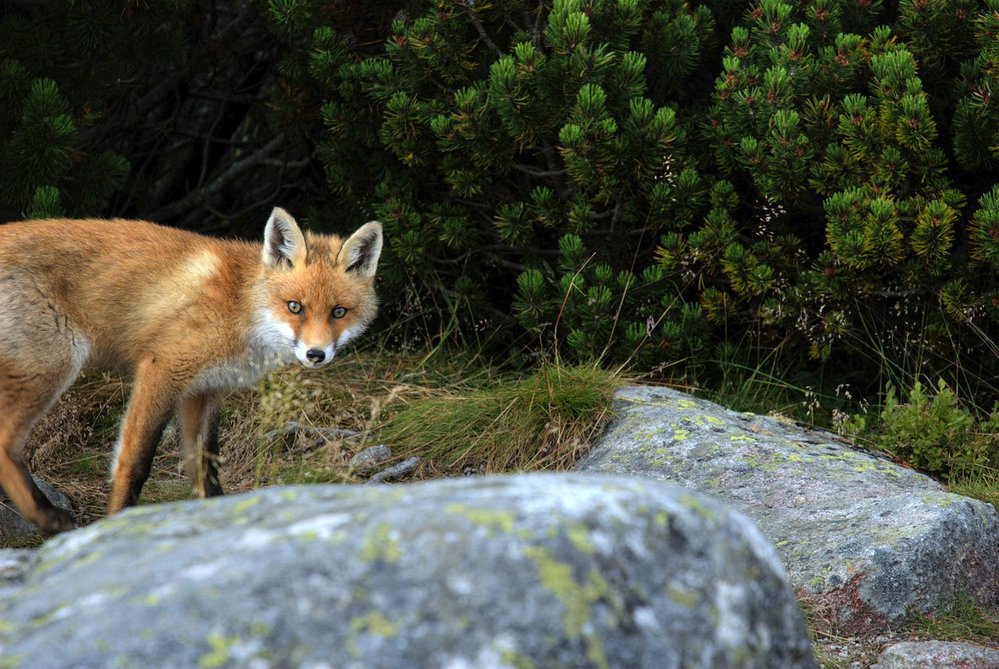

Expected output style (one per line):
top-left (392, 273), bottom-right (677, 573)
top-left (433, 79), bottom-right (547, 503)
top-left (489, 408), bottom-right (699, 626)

top-left (13, 352), bottom-right (436, 534)
top-left (8, 350), bottom-right (621, 544)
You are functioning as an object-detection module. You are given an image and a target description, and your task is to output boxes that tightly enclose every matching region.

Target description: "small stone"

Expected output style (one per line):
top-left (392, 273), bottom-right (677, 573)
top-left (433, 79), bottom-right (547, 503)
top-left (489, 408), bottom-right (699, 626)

top-left (1, 477), bottom-right (72, 542)
top-left (367, 456), bottom-right (420, 483)
top-left (349, 444), bottom-right (393, 473)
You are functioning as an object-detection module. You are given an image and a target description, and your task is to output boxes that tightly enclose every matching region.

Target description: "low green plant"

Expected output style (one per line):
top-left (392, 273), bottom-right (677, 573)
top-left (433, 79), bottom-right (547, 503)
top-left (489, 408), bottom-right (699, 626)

top-left (908, 594), bottom-right (999, 644)
top-left (949, 470), bottom-right (999, 514)
top-left (844, 379), bottom-right (999, 478)
top-left (379, 364), bottom-right (624, 474)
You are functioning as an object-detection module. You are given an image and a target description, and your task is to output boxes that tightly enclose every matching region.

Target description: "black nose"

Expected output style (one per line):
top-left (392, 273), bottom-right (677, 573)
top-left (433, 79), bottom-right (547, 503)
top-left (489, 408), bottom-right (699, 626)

top-left (306, 348), bottom-right (326, 363)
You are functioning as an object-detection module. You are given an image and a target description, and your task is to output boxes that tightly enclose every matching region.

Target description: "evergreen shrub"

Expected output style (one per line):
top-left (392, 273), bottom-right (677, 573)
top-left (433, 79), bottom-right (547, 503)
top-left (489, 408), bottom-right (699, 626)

top-left (2, 0), bottom-right (996, 410)
top-left (308, 0), bottom-right (998, 407)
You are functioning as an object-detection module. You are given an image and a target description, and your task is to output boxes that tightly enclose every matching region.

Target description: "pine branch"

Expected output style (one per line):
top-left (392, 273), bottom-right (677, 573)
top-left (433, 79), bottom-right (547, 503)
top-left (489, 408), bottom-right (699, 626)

top-left (149, 133), bottom-right (289, 222)
top-left (512, 162), bottom-right (567, 177)
top-left (463, 5), bottom-right (504, 58)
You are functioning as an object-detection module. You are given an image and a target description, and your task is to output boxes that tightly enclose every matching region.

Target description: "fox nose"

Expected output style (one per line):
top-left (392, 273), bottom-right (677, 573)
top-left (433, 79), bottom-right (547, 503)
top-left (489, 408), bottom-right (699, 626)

top-left (305, 348), bottom-right (326, 364)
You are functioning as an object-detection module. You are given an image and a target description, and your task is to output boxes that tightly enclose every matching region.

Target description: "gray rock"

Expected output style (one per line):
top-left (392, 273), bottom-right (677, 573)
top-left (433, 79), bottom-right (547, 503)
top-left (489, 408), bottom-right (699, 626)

top-left (872, 641), bottom-right (999, 668)
top-left (0, 548), bottom-right (36, 598)
top-left (349, 443), bottom-right (393, 472)
top-left (0, 474), bottom-right (816, 669)
top-left (577, 386), bottom-right (999, 634)
top-left (0, 477), bottom-right (72, 542)
top-left (366, 455), bottom-right (421, 483)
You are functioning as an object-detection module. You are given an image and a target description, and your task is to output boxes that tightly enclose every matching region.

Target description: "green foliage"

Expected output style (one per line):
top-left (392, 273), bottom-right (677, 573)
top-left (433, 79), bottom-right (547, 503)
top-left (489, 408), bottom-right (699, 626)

top-left (306, 0), bottom-right (998, 406)
top-left (682, 0), bottom-right (997, 402)
top-left (0, 73), bottom-right (128, 216)
top-left (0, 2), bottom-right (189, 216)
top-left (845, 379), bottom-right (999, 477)
top-left (312, 0), bottom-right (718, 370)
top-left (952, 1), bottom-right (999, 171)
top-left (908, 594), bottom-right (999, 644)
top-left (3, 0), bottom-right (997, 412)
top-left (0, 1), bottom-right (404, 227)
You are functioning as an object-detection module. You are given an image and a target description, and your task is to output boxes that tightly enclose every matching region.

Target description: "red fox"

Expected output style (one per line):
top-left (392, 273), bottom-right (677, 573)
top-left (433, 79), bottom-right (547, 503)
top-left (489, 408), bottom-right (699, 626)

top-left (0, 208), bottom-right (382, 535)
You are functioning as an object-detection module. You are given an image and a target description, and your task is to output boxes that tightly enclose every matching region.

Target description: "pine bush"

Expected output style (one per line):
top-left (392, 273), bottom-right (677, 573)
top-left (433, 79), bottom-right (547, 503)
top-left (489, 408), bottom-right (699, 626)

top-left (305, 0), bottom-right (998, 406)
top-left (2, 0), bottom-right (996, 409)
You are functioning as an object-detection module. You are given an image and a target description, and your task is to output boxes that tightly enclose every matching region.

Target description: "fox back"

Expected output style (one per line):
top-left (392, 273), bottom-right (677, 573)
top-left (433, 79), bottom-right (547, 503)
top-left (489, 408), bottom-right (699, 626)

top-left (0, 208), bottom-right (382, 534)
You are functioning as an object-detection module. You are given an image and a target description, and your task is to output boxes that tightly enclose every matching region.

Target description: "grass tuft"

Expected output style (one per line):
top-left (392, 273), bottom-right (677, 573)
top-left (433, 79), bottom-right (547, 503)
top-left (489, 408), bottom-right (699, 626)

top-left (908, 595), bottom-right (999, 643)
top-left (380, 364), bottom-right (624, 475)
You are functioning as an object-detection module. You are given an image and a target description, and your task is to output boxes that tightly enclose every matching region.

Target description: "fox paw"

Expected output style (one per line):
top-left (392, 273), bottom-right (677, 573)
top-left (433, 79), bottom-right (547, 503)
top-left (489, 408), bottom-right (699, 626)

top-left (37, 507), bottom-right (76, 536)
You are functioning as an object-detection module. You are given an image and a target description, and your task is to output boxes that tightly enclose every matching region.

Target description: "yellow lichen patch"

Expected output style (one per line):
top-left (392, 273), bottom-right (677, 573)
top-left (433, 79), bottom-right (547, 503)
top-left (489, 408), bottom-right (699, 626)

top-left (567, 525), bottom-right (595, 554)
top-left (361, 522), bottom-right (401, 563)
top-left (626, 397), bottom-right (678, 409)
top-left (199, 633), bottom-right (240, 669)
top-left (0, 654), bottom-right (22, 669)
top-left (678, 493), bottom-right (716, 521)
top-left (232, 496), bottom-right (263, 514)
top-left (350, 612), bottom-right (400, 637)
top-left (525, 546), bottom-right (610, 669)
top-left (501, 649), bottom-right (538, 669)
top-left (667, 583), bottom-right (701, 608)
top-left (444, 503), bottom-right (516, 535)
top-left (138, 592), bottom-right (161, 607)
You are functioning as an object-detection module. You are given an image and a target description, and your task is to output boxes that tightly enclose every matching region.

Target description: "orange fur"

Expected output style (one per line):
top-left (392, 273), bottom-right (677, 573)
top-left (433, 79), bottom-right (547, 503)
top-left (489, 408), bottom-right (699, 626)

top-left (0, 208), bottom-right (382, 534)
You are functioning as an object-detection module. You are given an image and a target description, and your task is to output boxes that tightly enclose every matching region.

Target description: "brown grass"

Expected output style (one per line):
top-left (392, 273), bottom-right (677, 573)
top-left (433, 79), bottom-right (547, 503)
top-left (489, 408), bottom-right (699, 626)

top-left (6, 350), bottom-right (622, 546)
top-left (7, 351), bottom-right (514, 541)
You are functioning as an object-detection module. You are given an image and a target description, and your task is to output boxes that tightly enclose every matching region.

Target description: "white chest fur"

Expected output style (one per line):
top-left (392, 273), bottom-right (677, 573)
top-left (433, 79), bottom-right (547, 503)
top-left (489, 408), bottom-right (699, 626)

top-left (187, 310), bottom-right (298, 395)
top-left (187, 349), bottom-right (292, 395)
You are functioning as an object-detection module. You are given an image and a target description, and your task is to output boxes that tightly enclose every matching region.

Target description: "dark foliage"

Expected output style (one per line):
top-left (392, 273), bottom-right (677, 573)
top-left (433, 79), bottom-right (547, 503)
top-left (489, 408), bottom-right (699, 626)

top-left (2, 0), bottom-right (996, 407)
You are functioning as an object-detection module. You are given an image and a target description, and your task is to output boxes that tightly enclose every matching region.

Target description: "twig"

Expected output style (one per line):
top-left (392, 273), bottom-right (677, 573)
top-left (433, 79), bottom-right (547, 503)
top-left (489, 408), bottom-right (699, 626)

top-left (512, 162), bottom-right (568, 177)
top-left (531, 4), bottom-right (545, 46)
top-left (464, 5), bottom-right (504, 58)
top-left (149, 133), bottom-right (288, 221)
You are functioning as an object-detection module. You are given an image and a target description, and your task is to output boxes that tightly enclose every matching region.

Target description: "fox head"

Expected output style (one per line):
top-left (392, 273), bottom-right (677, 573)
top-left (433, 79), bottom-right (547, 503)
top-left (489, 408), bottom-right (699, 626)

top-left (254, 208), bottom-right (383, 368)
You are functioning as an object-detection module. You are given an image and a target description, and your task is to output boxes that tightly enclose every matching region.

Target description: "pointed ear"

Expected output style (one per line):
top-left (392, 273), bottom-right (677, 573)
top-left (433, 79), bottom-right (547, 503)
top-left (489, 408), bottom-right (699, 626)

top-left (262, 207), bottom-right (307, 269)
top-left (337, 221), bottom-right (383, 277)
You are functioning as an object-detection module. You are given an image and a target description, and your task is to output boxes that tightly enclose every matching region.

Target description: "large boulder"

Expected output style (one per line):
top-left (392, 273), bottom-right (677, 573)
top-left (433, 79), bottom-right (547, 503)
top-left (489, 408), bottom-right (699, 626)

top-left (578, 386), bottom-right (999, 634)
top-left (0, 474), bottom-right (816, 669)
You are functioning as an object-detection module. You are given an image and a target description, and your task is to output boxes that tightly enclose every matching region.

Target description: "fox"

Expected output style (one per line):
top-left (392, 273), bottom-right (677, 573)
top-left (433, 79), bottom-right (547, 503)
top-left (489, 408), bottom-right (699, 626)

top-left (0, 207), bottom-right (382, 535)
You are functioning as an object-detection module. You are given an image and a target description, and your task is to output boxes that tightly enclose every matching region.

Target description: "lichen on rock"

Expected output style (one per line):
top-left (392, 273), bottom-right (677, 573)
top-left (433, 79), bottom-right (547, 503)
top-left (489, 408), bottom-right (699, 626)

top-left (0, 474), bottom-right (815, 669)
top-left (578, 386), bottom-right (999, 634)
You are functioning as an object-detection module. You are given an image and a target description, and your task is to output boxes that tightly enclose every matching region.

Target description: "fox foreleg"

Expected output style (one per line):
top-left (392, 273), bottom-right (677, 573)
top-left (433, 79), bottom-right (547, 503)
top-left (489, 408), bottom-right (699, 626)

top-left (178, 392), bottom-right (224, 498)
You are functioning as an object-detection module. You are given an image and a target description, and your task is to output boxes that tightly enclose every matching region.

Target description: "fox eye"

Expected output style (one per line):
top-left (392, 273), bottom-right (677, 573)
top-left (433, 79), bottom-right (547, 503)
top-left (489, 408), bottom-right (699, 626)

top-left (287, 301), bottom-right (303, 314)
top-left (332, 306), bottom-right (347, 319)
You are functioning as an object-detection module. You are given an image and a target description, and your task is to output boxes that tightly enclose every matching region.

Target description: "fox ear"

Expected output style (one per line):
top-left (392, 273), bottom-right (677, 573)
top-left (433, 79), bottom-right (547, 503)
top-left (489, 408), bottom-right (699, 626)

top-left (262, 207), bottom-right (307, 269)
top-left (337, 222), bottom-right (383, 277)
